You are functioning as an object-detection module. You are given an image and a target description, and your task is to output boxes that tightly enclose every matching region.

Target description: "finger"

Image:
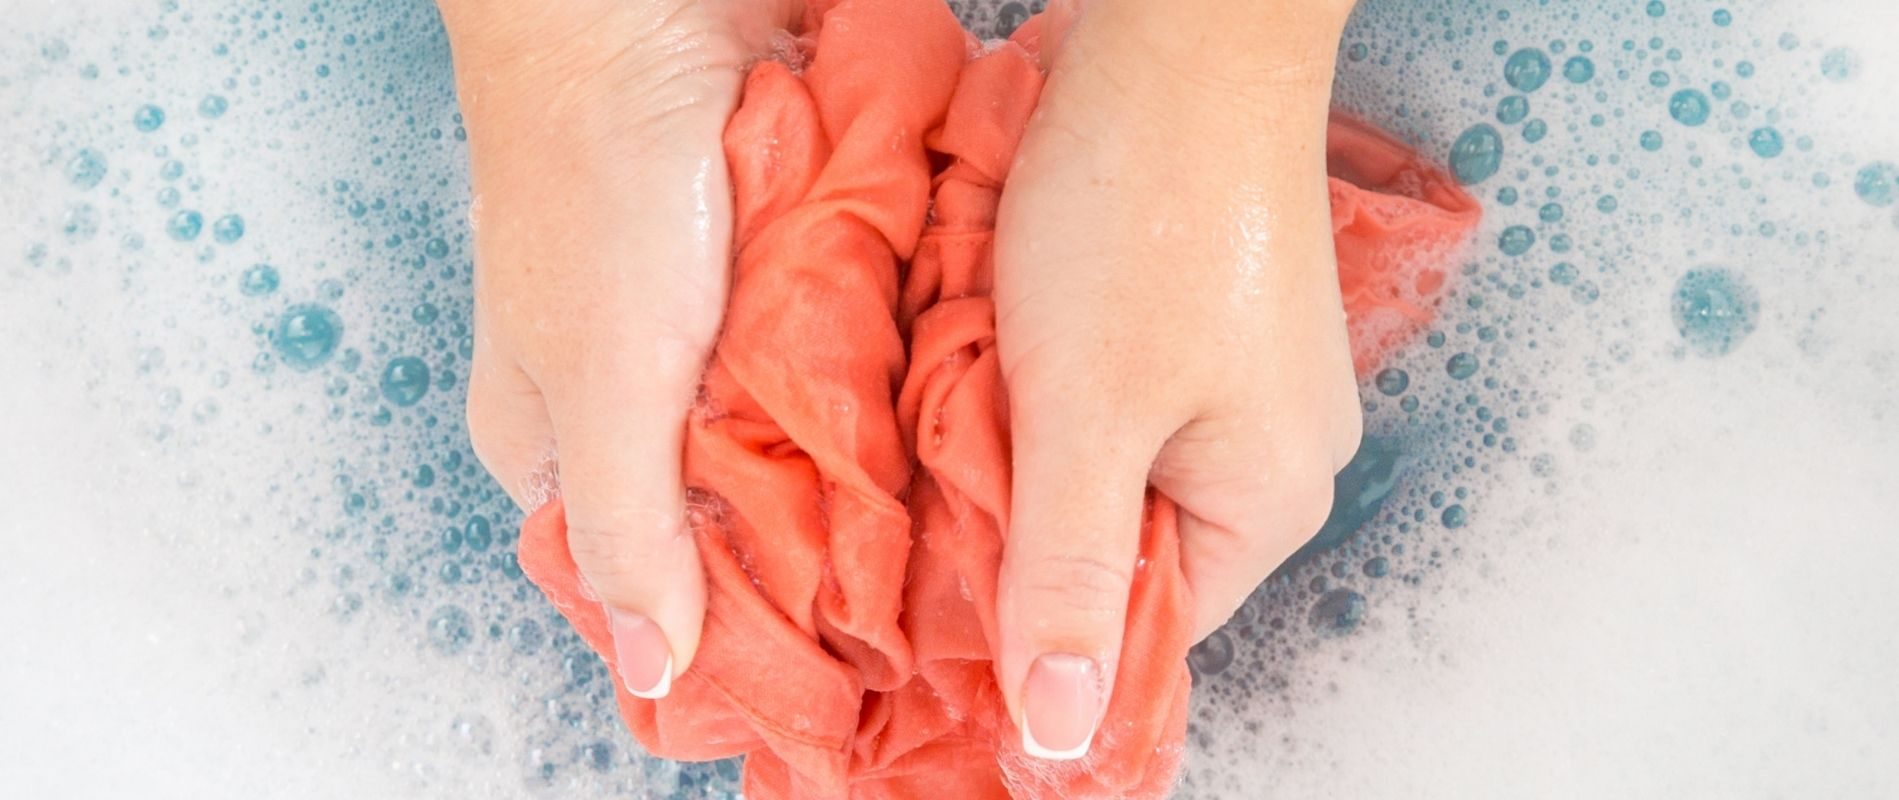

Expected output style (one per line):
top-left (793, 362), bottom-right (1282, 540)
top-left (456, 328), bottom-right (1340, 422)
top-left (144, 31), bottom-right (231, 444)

top-left (1153, 408), bottom-right (1345, 641)
top-left (1036, 0), bottom-right (1085, 71)
top-left (466, 348), bottom-right (557, 512)
top-left (997, 389), bottom-right (1169, 761)
top-left (541, 343), bottom-right (708, 699)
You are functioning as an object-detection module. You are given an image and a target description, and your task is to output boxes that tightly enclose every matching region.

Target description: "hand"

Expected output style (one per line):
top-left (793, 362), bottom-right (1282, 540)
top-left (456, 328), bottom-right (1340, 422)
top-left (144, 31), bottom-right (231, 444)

top-left (993, 0), bottom-right (1361, 760)
top-left (442, 0), bottom-right (798, 698)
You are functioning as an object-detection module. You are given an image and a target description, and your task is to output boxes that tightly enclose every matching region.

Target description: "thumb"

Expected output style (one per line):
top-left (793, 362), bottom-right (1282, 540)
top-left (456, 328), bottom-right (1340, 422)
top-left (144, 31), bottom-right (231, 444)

top-left (543, 353), bottom-right (707, 700)
top-left (997, 397), bottom-right (1162, 761)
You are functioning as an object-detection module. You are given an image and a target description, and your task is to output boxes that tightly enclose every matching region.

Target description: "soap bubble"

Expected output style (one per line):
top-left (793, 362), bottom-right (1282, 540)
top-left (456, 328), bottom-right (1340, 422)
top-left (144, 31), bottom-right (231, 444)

top-left (1747, 127), bottom-right (1783, 158)
top-left (1504, 48), bottom-right (1552, 93)
top-left (239, 264), bottom-right (279, 296)
top-left (1375, 368), bottom-right (1410, 396)
top-left (380, 356), bottom-right (430, 406)
top-left (212, 214), bottom-right (245, 243)
top-left (64, 148), bottom-right (107, 189)
top-left (1668, 89), bottom-right (1711, 126)
top-left (166, 209), bottom-right (203, 241)
top-left (1821, 48), bottom-right (1860, 82)
top-left (1446, 352), bottom-right (1480, 380)
top-left (1188, 631), bottom-right (1236, 677)
top-left (1309, 589), bottom-right (1367, 636)
top-left (1562, 56), bottom-right (1595, 83)
top-left (133, 104), bottom-right (165, 132)
top-left (1450, 124), bottom-right (1504, 184)
top-left (62, 204), bottom-right (99, 242)
top-left (1499, 225), bottom-right (1536, 256)
top-left (427, 605), bottom-right (474, 655)
top-left (273, 305), bottom-right (344, 371)
top-left (1497, 95), bottom-right (1530, 124)
top-left (507, 619), bottom-right (546, 656)
top-left (1441, 505), bottom-right (1469, 528)
top-left (464, 515), bottom-right (494, 552)
top-left (1672, 267), bottom-right (1760, 357)
top-left (1854, 162), bottom-right (1897, 208)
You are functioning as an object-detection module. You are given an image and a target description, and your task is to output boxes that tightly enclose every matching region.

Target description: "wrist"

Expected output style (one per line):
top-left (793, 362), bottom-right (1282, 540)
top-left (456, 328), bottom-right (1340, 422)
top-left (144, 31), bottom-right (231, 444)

top-left (1038, 0), bottom-right (1352, 172)
top-left (436, 0), bottom-right (798, 81)
top-left (1071, 0), bottom-right (1354, 90)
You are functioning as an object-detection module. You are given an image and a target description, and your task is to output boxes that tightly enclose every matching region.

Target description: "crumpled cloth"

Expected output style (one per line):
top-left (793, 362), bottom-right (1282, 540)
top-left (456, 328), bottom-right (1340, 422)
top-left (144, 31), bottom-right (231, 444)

top-left (516, 1), bottom-right (1481, 798)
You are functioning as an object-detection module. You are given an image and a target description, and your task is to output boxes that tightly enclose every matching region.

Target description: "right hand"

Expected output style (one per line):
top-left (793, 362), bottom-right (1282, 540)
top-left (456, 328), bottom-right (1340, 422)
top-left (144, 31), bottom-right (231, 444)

top-left (440, 0), bottom-right (799, 698)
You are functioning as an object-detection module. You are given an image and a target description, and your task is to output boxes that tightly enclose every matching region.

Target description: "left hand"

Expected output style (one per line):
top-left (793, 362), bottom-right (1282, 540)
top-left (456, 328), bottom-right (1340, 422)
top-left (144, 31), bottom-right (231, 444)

top-left (993, 0), bottom-right (1362, 761)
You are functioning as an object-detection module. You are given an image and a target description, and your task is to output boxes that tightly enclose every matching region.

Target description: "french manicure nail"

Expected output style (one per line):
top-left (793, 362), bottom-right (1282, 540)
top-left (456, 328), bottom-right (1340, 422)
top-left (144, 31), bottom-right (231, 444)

top-left (608, 608), bottom-right (673, 699)
top-left (1022, 653), bottom-right (1102, 761)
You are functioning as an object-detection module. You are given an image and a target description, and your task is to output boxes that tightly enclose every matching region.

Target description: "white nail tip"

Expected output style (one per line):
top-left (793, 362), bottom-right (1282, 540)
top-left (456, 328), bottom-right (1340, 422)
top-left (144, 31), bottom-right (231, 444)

top-left (1022, 724), bottom-right (1096, 762)
top-left (625, 653), bottom-right (673, 700)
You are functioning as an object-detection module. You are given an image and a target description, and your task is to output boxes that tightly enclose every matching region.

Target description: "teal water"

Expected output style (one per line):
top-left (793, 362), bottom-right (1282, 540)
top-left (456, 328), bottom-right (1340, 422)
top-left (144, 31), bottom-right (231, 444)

top-left (3, 0), bottom-right (1897, 798)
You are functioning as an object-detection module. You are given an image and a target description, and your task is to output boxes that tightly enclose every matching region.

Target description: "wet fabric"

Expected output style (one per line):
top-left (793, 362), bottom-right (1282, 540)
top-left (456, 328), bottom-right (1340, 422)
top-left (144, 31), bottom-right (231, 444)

top-left (516, 1), bottom-right (1481, 798)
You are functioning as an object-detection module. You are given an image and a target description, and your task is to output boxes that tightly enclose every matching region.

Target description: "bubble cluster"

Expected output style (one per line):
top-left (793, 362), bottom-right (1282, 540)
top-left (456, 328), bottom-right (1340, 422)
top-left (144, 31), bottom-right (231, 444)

top-left (1820, 48), bottom-right (1860, 82)
top-left (10, 1), bottom-right (1899, 797)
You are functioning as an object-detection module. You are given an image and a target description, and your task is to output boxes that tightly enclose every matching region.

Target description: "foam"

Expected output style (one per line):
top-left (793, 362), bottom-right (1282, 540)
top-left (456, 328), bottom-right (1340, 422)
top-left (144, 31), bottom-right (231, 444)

top-left (3, 0), bottom-right (1897, 797)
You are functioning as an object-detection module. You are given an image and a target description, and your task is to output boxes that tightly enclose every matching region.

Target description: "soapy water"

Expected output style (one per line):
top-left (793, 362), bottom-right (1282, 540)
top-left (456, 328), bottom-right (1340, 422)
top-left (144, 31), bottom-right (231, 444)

top-left (1, 0), bottom-right (1896, 798)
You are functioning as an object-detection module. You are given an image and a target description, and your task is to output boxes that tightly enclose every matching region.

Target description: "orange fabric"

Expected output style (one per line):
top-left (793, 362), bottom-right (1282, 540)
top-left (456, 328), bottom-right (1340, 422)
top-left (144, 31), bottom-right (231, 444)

top-left (516, 1), bottom-right (1480, 798)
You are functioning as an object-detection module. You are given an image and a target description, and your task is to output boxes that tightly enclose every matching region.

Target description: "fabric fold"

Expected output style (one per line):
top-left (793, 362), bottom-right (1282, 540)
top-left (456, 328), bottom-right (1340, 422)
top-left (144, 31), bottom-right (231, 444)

top-left (516, 1), bottom-right (1480, 797)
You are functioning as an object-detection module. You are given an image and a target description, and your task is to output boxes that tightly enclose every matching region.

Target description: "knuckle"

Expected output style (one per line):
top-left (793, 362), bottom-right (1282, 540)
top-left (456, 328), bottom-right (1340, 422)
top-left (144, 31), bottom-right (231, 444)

top-left (463, 365), bottom-right (546, 467)
top-left (1012, 552), bottom-right (1134, 625)
top-left (1333, 411), bottom-right (1365, 471)
top-left (1268, 471), bottom-right (1336, 543)
top-left (464, 395), bottom-right (501, 461)
top-left (565, 514), bottom-right (680, 585)
top-left (1218, 452), bottom-right (1336, 561)
top-left (1006, 346), bottom-right (1185, 444)
top-left (547, 320), bottom-right (711, 394)
top-left (463, 389), bottom-right (521, 479)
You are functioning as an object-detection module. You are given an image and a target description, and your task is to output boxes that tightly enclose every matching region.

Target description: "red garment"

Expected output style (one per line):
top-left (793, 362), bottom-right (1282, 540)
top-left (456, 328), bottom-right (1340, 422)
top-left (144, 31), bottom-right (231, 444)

top-left (517, 1), bottom-right (1480, 798)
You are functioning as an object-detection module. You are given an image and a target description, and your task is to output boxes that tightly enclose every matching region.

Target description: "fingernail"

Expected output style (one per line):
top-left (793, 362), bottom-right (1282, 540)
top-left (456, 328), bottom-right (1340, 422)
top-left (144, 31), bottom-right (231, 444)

top-left (1021, 653), bottom-right (1103, 761)
top-left (608, 608), bottom-right (673, 699)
